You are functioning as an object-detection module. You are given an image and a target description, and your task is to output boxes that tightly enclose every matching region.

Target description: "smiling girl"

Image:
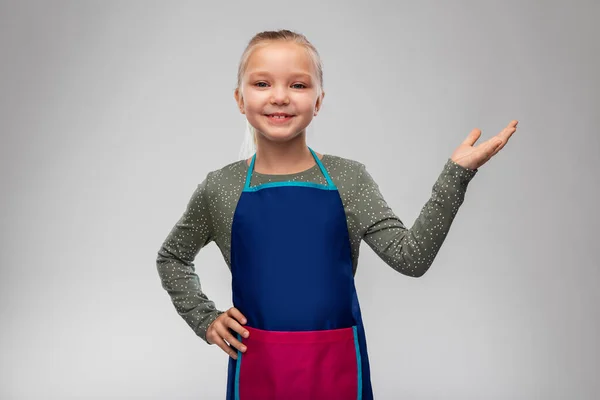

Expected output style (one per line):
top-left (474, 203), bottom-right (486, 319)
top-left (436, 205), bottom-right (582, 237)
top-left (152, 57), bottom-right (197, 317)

top-left (156, 29), bottom-right (518, 400)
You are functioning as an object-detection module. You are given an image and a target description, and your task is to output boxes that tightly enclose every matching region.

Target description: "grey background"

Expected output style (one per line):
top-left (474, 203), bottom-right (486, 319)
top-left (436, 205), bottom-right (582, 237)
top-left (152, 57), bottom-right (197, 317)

top-left (1, 0), bottom-right (598, 399)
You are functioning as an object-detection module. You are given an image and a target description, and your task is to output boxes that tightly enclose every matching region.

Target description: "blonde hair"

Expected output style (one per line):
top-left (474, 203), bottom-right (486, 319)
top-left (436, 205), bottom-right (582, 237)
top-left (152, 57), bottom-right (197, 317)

top-left (235, 30), bottom-right (324, 160)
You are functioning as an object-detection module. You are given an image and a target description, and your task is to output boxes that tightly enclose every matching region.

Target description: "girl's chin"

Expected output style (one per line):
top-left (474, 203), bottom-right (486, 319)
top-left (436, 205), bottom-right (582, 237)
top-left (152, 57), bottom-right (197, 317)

top-left (256, 131), bottom-right (306, 144)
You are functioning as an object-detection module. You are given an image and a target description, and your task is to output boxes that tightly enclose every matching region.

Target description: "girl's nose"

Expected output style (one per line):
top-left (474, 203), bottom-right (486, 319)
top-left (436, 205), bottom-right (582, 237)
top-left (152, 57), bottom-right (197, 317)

top-left (270, 87), bottom-right (290, 105)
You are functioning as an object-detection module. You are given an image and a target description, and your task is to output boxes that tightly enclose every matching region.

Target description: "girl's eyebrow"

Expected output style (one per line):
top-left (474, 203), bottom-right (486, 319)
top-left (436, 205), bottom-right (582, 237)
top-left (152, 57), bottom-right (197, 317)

top-left (248, 71), bottom-right (313, 81)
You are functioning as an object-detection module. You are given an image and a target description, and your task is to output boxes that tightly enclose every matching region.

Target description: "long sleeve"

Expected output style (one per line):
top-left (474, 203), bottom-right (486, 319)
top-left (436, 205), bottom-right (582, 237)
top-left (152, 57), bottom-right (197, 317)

top-left (355, 158), bottom-right (478, 277)
top-left (156, 174), bottom-right (224, 343)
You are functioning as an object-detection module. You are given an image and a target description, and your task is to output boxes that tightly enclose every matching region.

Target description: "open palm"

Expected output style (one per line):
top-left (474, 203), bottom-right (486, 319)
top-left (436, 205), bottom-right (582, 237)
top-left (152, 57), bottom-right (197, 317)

top-left (451, 120), bottom-right (518, 170)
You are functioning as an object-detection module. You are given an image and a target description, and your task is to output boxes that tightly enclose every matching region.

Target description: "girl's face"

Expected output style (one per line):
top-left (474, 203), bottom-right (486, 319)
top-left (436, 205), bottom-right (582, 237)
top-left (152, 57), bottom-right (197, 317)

top-left (235, 41), bottom-right (324, 144)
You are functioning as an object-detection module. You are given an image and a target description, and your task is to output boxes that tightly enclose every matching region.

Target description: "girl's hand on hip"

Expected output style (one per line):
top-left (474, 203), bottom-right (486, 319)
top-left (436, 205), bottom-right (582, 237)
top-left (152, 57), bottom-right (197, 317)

top-left (450, 120), bottom-right (518, 170)
top-left (206, 307), bottom-right (249, 360)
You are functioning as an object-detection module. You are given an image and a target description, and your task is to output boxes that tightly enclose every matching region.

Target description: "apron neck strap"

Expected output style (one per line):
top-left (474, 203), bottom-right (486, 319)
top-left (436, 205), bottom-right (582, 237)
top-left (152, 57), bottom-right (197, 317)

top-left (244, 147), bottom-right (334, 189)
top-left (308, 147), bottom-right (335, 187)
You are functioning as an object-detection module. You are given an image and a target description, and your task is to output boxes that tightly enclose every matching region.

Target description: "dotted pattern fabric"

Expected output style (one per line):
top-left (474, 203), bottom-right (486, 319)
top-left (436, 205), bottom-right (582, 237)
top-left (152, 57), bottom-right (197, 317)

top-left (156, 155), bottom-right (477, 343)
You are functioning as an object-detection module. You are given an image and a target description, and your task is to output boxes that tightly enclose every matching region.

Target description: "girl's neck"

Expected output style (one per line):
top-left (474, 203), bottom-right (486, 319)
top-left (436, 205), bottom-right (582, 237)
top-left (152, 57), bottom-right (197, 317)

top-left (249, 132), bottom-right (321, 175)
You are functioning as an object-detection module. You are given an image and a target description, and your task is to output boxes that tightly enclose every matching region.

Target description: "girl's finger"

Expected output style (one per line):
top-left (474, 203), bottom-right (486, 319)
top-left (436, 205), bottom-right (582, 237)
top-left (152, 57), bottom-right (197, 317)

top-left (218, 323), bottom-right (247, 354)
top-left (212, 332), bottom-right (239, 359)
top-left (476, 136), bottom-right (502, 153)
top-left (499, 124), bottom-right (517, 142)
top-left (226, 316), bottom-right (249, 339)
top-left (492, 122), bottom-right (517, 156)
top-left (227, 307), bottom-right (248, 326)
top-left (481, 138), bottom-right (502, 164)
top-left (476, 137), bottom-right (501, 162)
top-left (490, 137), bottom-right (508, 157)
top-left (461, 128), bottom-right (481, 146)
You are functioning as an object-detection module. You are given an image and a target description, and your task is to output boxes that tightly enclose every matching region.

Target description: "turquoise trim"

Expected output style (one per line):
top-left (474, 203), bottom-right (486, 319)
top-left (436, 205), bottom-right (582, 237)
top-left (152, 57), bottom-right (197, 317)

top-left (353, 325), bottom-right (363, 400)
top-left (234, 332), bottom-right (242, 400)
top-left (309, 147), bottom-right (335, 187)
top-left (243, 147), bottom-right (337, 192)
top-left (244, 181), bottom-right (337, 192)
top-left (243, 155), bottom-right (255, 190)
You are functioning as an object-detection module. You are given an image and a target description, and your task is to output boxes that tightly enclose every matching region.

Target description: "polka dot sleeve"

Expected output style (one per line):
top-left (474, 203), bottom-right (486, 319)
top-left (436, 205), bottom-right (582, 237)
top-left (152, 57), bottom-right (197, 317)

top-left (156, 174), bottom-right (225, 343)
top-left (355, 158), bottom-right (477, 277)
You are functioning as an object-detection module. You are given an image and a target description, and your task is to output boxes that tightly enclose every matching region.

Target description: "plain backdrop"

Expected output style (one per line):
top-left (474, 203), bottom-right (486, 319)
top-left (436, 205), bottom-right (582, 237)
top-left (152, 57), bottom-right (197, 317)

top-left (1, 0), bottom-right (599, 399)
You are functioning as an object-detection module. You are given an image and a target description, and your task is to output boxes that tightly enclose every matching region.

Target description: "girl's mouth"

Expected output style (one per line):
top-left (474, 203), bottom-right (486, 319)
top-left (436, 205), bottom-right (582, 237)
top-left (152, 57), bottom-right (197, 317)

top-left (265, 114), bottom-right (294, 124)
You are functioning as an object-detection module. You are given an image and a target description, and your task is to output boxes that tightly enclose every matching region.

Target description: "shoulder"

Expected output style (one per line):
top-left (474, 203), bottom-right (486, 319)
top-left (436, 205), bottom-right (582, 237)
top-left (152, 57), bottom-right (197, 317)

top-left (200, 159), bottom-right (248, 197)
top-left (321, 153), bottom-right (366, 177)
top-left (206, 159), bottom-right (247, 181)
top-left (320, 154), bottom-right (372, 197)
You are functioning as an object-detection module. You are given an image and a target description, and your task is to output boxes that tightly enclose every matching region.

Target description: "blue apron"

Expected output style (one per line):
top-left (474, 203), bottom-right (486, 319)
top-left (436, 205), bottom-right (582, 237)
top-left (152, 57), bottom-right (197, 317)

top-left (225, 147), bottom-right (374, 399)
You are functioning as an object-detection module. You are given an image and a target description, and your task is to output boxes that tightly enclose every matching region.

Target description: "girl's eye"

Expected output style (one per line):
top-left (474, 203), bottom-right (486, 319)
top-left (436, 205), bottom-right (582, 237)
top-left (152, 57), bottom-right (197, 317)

top-left (254, 82), bottom-right (307, 89)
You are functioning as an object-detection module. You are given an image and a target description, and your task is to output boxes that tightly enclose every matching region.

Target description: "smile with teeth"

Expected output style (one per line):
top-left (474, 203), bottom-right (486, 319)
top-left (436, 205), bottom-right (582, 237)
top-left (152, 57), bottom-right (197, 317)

top-left (266, 114), bottom-right (294, 123)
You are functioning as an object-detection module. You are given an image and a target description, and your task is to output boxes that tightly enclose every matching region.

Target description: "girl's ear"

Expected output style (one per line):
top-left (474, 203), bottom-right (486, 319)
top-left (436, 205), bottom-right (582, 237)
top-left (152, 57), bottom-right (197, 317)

top-left (314, 91), bottom-right (325, 116)
top-left (234, 88), bottom-right (245, 114)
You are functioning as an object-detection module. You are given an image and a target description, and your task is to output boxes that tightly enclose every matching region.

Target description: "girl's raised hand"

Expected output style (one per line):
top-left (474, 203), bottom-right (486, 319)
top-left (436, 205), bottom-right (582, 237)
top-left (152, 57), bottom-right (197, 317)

top-left (206, 307), bottom-right (249, 360)
top-left (450, 120), bottom-right (518, 170)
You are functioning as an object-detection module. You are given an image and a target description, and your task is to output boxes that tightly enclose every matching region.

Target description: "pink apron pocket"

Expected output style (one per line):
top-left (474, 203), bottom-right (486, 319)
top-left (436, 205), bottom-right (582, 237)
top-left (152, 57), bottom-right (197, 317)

top-left (235, 325), bottom-right (362, 400)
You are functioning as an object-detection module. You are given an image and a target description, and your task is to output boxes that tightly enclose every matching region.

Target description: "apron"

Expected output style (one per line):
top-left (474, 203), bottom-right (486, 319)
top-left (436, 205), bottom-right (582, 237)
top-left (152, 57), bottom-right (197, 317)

top-left (225, 147), bottom-right (374, 400)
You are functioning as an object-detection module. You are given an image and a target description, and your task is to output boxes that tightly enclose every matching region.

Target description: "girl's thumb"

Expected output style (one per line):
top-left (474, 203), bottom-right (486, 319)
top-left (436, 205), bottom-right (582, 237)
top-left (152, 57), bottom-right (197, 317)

top-left (462, 128), bottom-right (481, 146)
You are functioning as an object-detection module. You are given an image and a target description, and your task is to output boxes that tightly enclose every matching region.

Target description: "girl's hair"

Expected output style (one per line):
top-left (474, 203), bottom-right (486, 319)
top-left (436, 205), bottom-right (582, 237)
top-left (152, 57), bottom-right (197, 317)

top-left (236, 30), bottom-right (324, 160)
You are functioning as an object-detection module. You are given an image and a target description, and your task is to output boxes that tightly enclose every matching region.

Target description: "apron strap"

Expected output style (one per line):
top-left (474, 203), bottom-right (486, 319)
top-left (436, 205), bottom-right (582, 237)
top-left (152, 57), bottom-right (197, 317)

top-left (244, 153), bottom-right (257, 190)
top-left (244, 147), bottom-right (335, 190)
top-left (308, 147), bottom-right (335, 188)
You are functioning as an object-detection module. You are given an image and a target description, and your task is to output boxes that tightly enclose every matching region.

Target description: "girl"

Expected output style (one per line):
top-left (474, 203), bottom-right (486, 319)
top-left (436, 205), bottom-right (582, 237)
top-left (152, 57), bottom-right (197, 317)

top-left (156, 29), bottom-right (517, 400)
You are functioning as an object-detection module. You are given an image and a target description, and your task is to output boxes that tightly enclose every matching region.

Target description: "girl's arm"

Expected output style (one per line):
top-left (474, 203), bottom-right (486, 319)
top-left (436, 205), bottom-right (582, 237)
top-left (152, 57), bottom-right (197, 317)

top-left (355, 159), bottom-right (477, 277)
top-left (156, 175), bottom-right (225, 343)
